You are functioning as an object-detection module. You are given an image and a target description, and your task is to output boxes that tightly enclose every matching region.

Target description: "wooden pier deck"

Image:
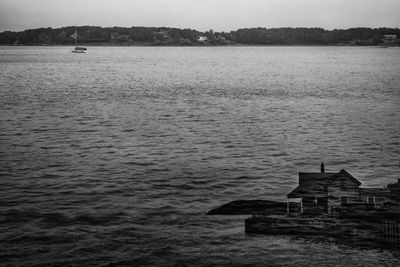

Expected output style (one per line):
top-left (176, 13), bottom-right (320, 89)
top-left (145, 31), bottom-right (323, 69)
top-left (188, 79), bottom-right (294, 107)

top-left (245, 215), bottom-right (400, 247)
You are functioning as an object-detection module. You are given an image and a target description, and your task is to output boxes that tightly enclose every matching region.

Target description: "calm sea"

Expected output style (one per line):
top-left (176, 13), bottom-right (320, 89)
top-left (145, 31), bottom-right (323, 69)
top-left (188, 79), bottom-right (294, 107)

top-left (1, 46), bottom-right (400, 266)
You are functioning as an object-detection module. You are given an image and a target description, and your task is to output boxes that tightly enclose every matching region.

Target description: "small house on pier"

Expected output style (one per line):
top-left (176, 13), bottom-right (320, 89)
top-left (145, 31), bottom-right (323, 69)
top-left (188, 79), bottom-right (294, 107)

top-left (287, 163), bottom-right (391, 215)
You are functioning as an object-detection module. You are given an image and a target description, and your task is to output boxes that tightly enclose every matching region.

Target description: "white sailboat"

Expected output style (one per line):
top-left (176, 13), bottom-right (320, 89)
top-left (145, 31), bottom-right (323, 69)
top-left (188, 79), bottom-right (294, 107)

top-left (72, 26), bottom-right (87, 53)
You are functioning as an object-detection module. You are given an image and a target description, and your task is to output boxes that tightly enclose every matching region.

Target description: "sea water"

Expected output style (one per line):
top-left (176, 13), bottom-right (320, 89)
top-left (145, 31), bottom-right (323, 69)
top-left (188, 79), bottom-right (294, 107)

top-left (1, 46), bottom-right (400, 266)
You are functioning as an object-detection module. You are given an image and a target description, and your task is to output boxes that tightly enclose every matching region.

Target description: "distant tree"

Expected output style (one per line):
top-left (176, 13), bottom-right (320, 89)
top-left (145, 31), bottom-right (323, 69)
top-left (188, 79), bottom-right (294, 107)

top-left (180, 28), bottom-right (199, 41)
top-left (1, 26), bottom-right (399, 46)
top-left (130, 27), bottom-right (153, 42)
top-left (205, 29), bottom-right (216, 43)
top-left (38, 32), bottom-right (50, 44)
top-left (86, 27), bottom-right (108, 41)
top-left (56, 31), bottom-right (67, 44)
top-left (0, 31), bottom-right (17, 44)
top-left (371, 33), bottom-right (384, 45)
top-left (176, 37), bottom-right (189, 45)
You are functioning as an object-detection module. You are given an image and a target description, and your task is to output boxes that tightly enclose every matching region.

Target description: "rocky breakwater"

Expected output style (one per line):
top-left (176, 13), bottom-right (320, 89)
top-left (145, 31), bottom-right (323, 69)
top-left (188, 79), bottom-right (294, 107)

top-left (207, 200), bottom-right (286, 215)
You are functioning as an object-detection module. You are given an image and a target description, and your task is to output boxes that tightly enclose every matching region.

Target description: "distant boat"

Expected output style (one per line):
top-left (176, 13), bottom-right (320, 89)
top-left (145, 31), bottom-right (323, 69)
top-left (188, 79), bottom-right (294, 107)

top-left (72, 26), bottom-right (87, 53)
top-left (73, 46), bottom-right (87, 53)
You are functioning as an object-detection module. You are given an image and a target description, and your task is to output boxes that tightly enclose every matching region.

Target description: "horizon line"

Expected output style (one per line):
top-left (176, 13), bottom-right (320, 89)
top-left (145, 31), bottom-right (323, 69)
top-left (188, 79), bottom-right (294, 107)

top-left (2, 25), bottom-right (400, 33)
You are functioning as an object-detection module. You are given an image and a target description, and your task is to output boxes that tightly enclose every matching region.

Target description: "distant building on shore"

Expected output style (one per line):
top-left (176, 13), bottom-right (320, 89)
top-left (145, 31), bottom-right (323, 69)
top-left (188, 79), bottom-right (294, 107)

top-left (197, 36), bottom-right (209, 42)
top-left (382, 34), bottom-right (399, 46)
top-left (287, 163), bottom-right (393, 215)
top-left (110, 32), bottom-right (130, 43)
top-left (110, 32), bottom-right (120, 40)
top-left (152, 30), bottom-right (170, 40)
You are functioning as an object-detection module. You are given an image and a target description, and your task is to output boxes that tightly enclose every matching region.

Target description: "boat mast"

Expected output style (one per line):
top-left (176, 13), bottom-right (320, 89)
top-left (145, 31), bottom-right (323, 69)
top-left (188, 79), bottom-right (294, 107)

top-left (75, 25), bottom-right (78, 47)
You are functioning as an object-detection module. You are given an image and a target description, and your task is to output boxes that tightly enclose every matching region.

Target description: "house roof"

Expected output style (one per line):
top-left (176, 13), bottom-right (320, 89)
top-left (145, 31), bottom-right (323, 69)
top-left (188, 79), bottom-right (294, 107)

top-left (328, 169), bottom-right (361, 186)
top-left (287, 172), bottom-right (335, 198)
top-left (287, 169), bottom-right (361, 198)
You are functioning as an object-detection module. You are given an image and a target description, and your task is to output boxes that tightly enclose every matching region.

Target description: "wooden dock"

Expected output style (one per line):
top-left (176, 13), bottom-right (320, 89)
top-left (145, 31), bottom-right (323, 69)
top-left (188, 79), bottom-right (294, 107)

top-left (245, 215), bottom-right (400, 247)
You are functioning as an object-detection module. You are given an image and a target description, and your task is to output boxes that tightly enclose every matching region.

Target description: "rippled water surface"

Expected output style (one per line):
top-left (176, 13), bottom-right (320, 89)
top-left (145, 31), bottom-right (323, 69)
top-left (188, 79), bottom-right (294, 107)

top-left (1, 46), bottom-right (400, 266)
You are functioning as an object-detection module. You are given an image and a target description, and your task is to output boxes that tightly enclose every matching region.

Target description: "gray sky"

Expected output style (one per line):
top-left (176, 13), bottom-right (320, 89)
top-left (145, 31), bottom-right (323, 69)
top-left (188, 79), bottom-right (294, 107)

top-left (0, 0), bottom-right (399, 32)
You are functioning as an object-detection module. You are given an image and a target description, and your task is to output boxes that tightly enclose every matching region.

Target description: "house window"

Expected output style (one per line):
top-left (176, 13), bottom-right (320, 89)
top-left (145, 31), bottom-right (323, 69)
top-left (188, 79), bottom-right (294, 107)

top-left (367, 197), bottom-right (375, 204)
top-left (341, 197), bottom-right (348, 206)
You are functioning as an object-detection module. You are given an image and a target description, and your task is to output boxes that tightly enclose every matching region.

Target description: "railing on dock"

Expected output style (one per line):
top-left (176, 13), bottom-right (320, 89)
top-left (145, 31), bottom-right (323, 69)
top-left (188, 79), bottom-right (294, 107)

top-left (382, 220), bottom-right (400, 245)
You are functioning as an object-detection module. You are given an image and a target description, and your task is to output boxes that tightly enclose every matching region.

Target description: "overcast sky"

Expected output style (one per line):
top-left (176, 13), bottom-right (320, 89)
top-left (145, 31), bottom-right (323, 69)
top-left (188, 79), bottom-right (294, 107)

top-left (0, 0), bottom-right (399, 32)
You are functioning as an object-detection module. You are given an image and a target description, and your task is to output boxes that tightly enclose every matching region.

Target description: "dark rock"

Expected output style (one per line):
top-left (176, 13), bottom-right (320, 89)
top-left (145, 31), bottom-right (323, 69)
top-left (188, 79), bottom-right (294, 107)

top-left (207, 200), bottom-right (286, 215)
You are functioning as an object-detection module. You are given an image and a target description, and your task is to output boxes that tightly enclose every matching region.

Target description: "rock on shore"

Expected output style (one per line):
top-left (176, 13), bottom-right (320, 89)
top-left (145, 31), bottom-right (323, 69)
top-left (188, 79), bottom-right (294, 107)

top-left (207, 200), bottom-right (286, 215)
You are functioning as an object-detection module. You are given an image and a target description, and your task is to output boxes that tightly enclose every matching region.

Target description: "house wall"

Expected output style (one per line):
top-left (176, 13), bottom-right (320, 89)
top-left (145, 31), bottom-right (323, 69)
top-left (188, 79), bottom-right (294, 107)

top-left (302, 196), bottom-right (328, 214)
top-left (360, 194), bottom-right (390, 208)
top-left (327, 176), bottom-right (360, 212)
top-left (389, 182), bottom-right (400, 204)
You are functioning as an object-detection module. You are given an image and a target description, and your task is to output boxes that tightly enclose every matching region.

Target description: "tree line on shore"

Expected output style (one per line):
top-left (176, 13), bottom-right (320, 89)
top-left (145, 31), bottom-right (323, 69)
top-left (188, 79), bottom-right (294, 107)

top-left (0, 26), bottom-right (399, 46)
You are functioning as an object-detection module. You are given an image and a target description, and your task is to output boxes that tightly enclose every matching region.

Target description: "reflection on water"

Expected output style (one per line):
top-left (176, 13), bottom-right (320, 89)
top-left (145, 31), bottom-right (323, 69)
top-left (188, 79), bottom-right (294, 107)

top-left (0, 46), bottom-right (400, 266)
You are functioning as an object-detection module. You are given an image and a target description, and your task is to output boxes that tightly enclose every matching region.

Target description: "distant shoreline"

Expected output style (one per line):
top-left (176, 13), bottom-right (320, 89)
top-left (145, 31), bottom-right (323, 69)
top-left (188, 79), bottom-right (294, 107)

top-left (1, 26), bottom-right (399, 46)
top-left (0, 43), bottom-right (393, 47)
